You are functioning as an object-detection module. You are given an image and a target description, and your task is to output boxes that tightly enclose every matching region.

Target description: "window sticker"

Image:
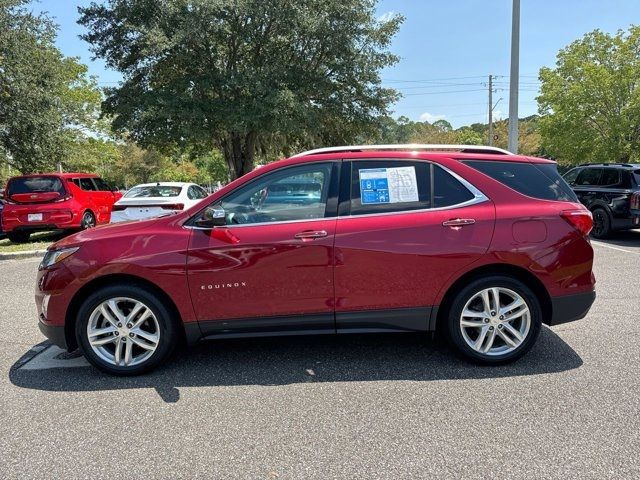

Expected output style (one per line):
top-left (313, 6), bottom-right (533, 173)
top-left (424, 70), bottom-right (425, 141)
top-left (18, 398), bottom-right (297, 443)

top-left (359, 166), bottom-right (419, 204)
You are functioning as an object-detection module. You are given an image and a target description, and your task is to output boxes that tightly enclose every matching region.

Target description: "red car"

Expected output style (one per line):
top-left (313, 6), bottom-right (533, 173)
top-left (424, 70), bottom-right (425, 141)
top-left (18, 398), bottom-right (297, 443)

top-left (2, 173), bottom-right (121, 243)
top-left (35, 145), bottom-right (596, 375)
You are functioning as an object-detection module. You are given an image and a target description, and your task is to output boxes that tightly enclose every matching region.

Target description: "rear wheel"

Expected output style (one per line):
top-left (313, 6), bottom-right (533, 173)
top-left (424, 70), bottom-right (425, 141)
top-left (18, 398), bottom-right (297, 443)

top-left (7, 231), bottom-right (30, 243)
top-left (444, 276), bottom-right (542, 364)
top-left (80, 211), bottom-right (96, 229)
top-left (590, 207), bottom-right (611, 239)
top-left (75, 284), bottom-right (179, 375)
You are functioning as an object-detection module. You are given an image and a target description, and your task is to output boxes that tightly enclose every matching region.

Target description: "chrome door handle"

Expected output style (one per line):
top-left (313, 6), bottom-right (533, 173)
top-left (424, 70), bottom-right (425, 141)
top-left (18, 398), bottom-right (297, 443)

top-left (442, 218), bottom-right (476, 227)
top-left (294, 230), bottom-right (328, 240)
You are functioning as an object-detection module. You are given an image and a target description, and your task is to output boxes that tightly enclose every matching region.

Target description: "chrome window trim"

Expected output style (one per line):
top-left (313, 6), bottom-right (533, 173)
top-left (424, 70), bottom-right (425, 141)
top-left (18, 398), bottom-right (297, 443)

top-left (184, 163), bottom-right (489, 230)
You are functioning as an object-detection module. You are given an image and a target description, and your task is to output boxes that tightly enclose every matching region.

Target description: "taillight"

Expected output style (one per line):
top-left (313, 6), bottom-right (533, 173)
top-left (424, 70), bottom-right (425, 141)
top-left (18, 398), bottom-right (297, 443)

top-left (561, 209), bottom-right (593, 236)
top-left (631, 192), bottom-right (640, 210)
top-left (54, 194), bottom-right (72, 203)
top-left (161, 203), bottom-right (184, 210)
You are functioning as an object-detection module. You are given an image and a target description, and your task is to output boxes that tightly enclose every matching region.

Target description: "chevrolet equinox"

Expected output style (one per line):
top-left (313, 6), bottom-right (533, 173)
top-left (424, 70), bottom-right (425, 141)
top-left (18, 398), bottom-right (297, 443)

top-left (36, 145), bottom-right (596, 375)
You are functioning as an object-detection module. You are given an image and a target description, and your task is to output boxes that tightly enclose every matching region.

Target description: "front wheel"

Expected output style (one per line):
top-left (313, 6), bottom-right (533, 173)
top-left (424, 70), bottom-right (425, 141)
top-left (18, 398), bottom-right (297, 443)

top-left (445, 276), bottom-right (542, 364)
top-left (75, 284), bottom-right (179, 375)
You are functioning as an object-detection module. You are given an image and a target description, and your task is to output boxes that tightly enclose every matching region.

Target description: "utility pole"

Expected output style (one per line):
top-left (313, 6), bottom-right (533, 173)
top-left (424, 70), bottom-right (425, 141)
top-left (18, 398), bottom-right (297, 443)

top-left (508, 0), bottom-right (520, 153)
top-left (488, 74), bottom-right (493, 146)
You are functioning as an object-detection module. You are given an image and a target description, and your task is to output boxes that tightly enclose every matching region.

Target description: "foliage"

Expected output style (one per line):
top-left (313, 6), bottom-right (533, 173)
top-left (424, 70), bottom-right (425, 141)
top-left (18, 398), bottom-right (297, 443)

top-left (78, 0), bottom-right (403, 179)
top-left (0, 0), bottom-right (102, 173)
top-left (359, 115), bottom-right (539, 153)
top-left (538, 27), bottom-right (640, 164)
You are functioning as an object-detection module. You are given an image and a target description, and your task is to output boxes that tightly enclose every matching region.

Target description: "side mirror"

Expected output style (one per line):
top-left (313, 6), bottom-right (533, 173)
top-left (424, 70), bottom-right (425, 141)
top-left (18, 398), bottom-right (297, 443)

top-left (195, 206), bottom-right (226, 228)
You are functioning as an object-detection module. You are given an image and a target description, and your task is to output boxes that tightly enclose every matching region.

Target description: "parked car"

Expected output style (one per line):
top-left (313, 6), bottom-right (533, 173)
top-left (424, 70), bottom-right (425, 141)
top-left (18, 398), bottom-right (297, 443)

top-left (0, 196), bottom-right (5, 239)
top-left (2, 173), bottom-right (121, 243)
top-left (36, 144), bottom-right (595, 375)
top-left (110, 182), bottom-right (209, 223)
top-left (563, 163), bottom-right (640, 238)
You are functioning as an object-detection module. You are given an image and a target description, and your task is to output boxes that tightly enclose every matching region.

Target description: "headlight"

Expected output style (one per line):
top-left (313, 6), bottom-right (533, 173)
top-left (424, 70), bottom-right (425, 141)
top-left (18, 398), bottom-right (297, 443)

top-left (39, 247), bottom-right (80, 270)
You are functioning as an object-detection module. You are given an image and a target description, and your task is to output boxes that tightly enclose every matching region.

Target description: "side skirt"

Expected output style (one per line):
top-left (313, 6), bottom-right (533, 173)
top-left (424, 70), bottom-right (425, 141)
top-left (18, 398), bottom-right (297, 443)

top-left (192, 307), bottom-right (437, 342)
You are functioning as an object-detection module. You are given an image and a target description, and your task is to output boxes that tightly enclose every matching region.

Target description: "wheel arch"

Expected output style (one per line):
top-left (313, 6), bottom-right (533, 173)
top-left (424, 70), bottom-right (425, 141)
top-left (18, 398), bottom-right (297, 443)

top-left (587, 201), bottom-right (613, 218)
top-left (64, 273), bottom-right (187, 351)
top-left (434, 263), bottom-right (552, 331)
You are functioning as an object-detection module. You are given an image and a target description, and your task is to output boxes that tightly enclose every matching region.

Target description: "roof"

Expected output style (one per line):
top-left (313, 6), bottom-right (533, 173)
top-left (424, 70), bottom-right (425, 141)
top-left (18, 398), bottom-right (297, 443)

top-left (7, 172), bottom-right (98, 179)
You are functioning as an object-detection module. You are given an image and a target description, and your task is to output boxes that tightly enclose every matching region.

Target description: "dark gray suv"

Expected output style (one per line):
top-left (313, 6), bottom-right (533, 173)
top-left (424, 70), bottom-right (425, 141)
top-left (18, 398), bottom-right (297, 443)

top-left (563, 163), bottom-right (640, 238)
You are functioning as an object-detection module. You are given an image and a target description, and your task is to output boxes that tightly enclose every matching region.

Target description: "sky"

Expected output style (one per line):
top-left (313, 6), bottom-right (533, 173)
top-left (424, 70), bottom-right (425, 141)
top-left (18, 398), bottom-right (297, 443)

top-left (29, 0), bottom-right (640, 128)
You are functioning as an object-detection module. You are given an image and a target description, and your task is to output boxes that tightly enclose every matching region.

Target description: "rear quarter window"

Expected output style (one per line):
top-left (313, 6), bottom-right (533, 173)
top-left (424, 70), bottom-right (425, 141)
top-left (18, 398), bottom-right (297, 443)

top-left (463, 160), bottom-right (578, 202)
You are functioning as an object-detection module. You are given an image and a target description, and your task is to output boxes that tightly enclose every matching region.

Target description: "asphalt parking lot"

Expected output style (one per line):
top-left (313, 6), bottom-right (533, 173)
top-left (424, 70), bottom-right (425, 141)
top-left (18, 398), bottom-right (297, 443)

top-left (1, 234), bottom-right (639, 479)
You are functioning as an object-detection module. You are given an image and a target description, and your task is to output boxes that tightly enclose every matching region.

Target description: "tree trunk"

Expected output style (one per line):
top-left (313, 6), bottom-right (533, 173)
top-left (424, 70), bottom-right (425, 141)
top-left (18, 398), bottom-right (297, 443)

top-left (221, 131), bottom-right (258, 180)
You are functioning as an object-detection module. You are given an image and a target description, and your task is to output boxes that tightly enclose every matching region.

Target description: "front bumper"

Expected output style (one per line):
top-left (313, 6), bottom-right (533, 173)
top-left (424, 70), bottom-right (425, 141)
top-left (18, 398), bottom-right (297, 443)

top-left (548, 290), bottom-right (596, 326)
top-left (38, 319), bottom-right (67, 350)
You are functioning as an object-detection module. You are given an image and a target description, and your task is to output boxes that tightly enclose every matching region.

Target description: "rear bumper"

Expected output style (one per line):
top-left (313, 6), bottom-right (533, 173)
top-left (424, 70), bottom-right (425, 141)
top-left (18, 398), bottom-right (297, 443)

top-left (548, 290), bottom-right (596, 326)
top-left (2, 210), bottom-right (79, 232)
top-left (38, 319), bottom-right (68, 350)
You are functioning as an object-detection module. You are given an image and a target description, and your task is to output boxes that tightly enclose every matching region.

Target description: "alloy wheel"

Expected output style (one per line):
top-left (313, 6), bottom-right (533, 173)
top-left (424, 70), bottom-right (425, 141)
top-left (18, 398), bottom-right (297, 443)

top-left (459, 287), bottom-right (531, 356)
top-left (81, 212), bottom-right (96, 229)
top-left (592, 210), bottom-right (606, 237)
top-left (86, 297), bottom-right (160, 367)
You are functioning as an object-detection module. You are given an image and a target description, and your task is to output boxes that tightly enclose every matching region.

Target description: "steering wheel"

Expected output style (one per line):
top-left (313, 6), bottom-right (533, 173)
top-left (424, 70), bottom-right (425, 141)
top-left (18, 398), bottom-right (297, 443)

top-left (229, 212), bottom-right (251, 224)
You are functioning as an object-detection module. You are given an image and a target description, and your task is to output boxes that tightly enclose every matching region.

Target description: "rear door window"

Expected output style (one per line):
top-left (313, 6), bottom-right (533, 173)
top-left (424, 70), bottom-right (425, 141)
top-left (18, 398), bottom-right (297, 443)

top-left (188, 185), bottom-right (208, 200)
top-left (575, 168), bottom-right (603, 187)
top-left (93, 178), bottom-right (112, 191)
top-left (463, 160), bottom-right (578, 202)
top-left (79, 178), bottom-right (96, 191)
top-left (599, 169), bottom-right (621, 187)
top-left (350, 160), bottom-right (431, 215)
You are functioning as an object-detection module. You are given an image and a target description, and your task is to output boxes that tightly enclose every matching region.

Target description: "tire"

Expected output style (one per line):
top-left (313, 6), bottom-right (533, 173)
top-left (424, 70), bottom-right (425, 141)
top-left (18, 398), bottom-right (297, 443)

top-left (444, 275), bottom-right (542, 365)
top-left (7, 231), bottom-right (30, 243)
top-left (80, 211), bottom-right (96, 230)
top-left (75, 284), bottom-right (179, 375)
top-left (590, 207), bottom-right (611, 239)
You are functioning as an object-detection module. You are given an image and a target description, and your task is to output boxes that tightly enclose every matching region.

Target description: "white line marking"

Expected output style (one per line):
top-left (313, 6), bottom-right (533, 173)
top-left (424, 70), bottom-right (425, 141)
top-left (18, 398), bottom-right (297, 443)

top-left (20, 345), bottom-right (90, 370)
top-left (591, 241), bottom-right (640, 255)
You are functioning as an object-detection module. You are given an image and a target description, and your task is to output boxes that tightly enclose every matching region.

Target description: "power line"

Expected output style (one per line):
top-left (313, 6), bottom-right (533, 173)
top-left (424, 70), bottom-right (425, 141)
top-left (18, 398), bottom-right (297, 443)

top-left (401, 88), bottom-right (491, 96)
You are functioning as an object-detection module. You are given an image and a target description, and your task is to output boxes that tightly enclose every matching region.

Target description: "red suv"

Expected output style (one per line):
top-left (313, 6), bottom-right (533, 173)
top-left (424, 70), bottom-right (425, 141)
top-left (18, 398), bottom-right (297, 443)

top-left (2, 173), bottom-right (121, 243)
top-left (35, 145), bottom-right (596, 375)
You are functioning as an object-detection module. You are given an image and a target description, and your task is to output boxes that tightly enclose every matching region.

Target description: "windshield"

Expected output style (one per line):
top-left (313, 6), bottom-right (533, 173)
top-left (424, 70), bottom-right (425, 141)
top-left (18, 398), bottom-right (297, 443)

top-left (124, 186), bottom-right (182, 198)
top-left (7, 176), bottom-right (65, 195)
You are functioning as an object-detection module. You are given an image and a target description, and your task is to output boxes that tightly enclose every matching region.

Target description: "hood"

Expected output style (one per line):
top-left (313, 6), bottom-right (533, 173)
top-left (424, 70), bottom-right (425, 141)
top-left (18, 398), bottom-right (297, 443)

top-left (51, 217), bottom-right (163, 250)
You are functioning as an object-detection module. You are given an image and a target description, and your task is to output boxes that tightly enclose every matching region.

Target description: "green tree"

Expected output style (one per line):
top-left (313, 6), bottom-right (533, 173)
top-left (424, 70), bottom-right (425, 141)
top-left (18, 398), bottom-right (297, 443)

top-left (538, 27), bottom-right (640, 164)
top-left (0, 0), bottom-right (102, 173)
top-left (79, 0), bottom-right (403, 180)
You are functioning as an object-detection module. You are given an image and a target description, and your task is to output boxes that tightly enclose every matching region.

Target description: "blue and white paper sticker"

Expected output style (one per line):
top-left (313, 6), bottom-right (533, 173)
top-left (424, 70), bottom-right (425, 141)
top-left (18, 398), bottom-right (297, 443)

top-left (359, 166), bottom-right (419, 204)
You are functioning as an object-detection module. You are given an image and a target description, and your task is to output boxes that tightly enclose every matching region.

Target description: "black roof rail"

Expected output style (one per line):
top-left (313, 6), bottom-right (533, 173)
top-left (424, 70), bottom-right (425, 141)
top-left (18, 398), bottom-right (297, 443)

top-left (578, 162), bottom-right (636, 168)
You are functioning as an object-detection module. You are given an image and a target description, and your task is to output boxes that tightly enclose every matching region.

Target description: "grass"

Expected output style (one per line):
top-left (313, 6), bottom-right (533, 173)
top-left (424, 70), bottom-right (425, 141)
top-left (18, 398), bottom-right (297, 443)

top-left (0, 230), bottom-right (68, 253)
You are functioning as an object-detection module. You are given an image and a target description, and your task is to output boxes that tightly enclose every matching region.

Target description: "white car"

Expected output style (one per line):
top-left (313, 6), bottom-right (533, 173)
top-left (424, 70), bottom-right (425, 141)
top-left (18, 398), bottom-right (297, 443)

top-left (110, 182), bottom-right (209, 223)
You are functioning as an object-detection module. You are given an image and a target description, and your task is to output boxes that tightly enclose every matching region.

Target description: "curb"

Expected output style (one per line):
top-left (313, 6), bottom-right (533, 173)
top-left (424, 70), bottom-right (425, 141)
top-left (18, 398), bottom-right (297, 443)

top-left (0, 249), bottom-right (47, 261)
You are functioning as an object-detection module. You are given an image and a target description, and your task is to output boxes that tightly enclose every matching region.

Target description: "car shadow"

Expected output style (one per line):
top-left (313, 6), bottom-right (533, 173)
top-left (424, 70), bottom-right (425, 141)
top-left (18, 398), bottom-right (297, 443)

top-left (10, 327), bottom-right (582, 403)
top-left (594, 229), bottom-right (640, 247)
